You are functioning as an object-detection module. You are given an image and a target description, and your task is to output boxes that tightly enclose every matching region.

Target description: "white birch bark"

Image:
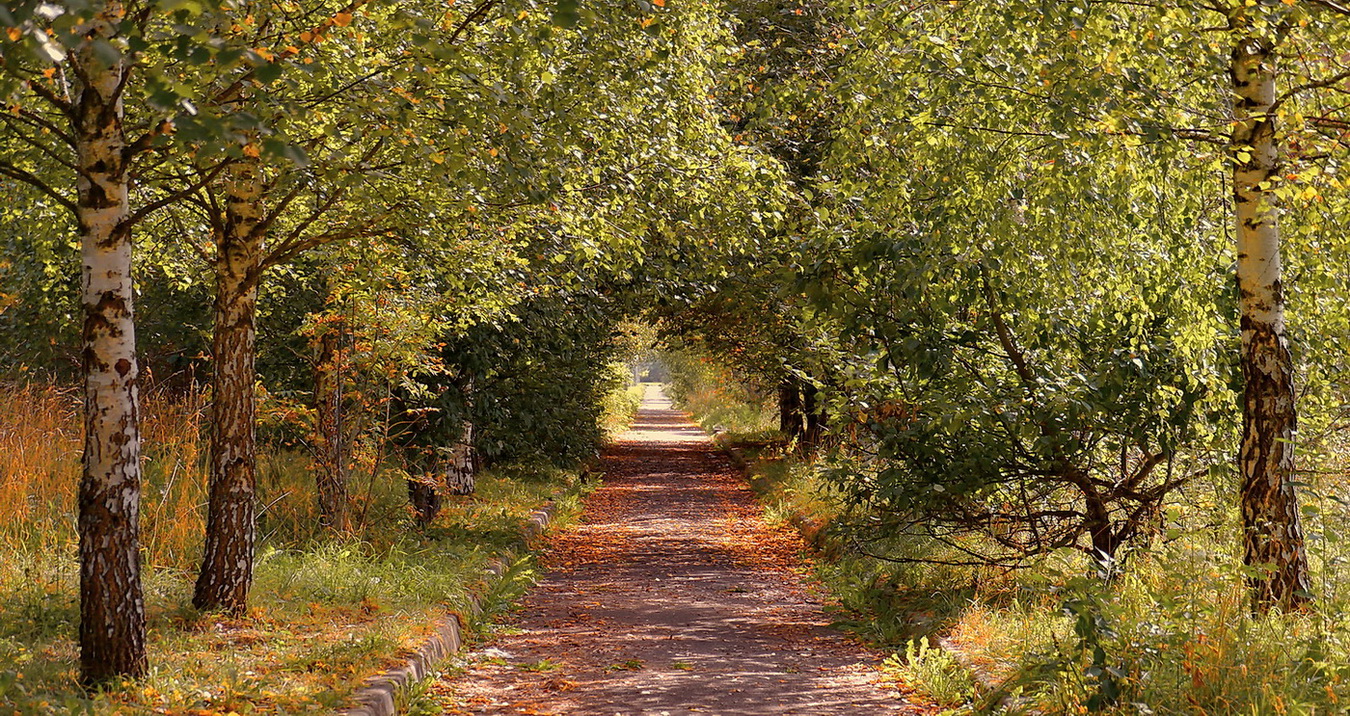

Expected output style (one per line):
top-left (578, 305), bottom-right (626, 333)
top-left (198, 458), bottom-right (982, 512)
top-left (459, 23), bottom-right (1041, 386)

top-left (71, 3), bottom-right (147, 681)
top-left (443, 378), bottom-right (477, 495)
top-left (1231, 36), bottom-right (1311, 611)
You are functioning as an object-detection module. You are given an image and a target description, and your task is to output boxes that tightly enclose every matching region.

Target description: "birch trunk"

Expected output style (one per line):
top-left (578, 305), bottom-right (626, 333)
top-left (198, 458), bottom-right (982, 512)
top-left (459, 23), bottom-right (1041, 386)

top-left (442, 378), bottom-right (477, 495)
top-left (443, 418), bottom-right (477, 495)
top-left (314, 330), bottom-right (351, 530)
top-left (1231, 37), bottom-right (1311, 611)
top-left (71, 6), bottom-right (147, 682)
top-left (194, 156), bottom-right (263, 612)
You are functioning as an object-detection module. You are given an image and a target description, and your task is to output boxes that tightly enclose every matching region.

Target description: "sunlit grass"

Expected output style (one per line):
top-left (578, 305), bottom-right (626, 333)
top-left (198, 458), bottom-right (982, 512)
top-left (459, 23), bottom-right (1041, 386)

top-left (675, 370), bottom-right (1350, 715)
top-left (0, 381), bottom-right (586, 713)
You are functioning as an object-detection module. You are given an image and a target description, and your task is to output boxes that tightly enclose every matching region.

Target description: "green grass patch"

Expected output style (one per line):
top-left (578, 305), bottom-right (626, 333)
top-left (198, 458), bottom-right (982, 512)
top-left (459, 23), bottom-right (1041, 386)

top-left (0, 467), bottom-right (588, 714)
top-left (674, 369), bottom-right (1350, 714)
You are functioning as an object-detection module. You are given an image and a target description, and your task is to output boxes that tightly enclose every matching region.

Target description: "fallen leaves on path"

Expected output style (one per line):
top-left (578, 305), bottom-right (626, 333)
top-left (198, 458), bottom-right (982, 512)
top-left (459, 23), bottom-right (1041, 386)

top-left (430, 391), bottom-right (933, 715)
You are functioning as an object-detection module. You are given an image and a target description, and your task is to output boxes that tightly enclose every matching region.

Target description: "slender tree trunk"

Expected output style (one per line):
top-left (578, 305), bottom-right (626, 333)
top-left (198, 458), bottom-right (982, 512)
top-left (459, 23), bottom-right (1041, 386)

top-left (1231, 36), bottom-right (1311, 611)
top-left (194, 156), bottom-right (263, 613)
top-left (779, 378), bottom-right (803, 441)
top-left (802, 381), bottom-right (827, 451)
top-left (314, 330), bottom-right (351, 530)
top-left (444, 379), bottom-right (477, 495)
top-left (71, 7), bottom-right (147, 682)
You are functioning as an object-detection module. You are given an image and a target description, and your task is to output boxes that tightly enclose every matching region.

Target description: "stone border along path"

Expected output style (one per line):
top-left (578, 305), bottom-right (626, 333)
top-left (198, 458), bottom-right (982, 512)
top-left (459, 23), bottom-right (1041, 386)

top-left (339, 504), bottom-right (559, 716)
top-left (429, 385), bottom-right (932, 715)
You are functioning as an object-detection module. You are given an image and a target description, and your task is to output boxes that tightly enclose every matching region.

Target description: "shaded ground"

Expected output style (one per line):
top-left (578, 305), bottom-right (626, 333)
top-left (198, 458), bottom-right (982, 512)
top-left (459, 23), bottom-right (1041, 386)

top-left (431, 387), bottom-right (929, 715)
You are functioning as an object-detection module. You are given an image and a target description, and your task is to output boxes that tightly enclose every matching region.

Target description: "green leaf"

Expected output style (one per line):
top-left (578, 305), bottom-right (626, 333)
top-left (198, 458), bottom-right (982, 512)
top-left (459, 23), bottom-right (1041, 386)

top-left (552, 0), bottom-right (581, 28)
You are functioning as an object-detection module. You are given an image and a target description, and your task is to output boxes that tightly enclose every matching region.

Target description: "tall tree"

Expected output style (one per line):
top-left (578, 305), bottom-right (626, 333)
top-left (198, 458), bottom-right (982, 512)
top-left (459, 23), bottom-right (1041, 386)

top-left (193, 150), bottom-right (265, 610)
top-left (68, 3), bottom-right (147, 682)
top-left (1229, 9), bottom-right (1316, 612)
top-left (0, 0), bottom-right (238, 680)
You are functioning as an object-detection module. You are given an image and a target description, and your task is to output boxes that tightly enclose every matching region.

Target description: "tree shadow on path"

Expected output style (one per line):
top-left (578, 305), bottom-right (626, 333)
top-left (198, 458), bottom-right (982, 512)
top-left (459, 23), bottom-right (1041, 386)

top-left (433, 386), bottom-right (933, 715)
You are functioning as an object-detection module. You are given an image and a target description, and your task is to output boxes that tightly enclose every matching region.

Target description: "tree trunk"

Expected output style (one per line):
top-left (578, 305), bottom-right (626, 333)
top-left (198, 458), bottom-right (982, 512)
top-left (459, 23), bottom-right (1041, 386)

top-left (779, 378), bottom-right (803, 441)
top-left (1231, 37), bottom-right (1311, 612)
top-left (444, 379), bottom-right (477, 495)
top-left (314, 329), bottom-right (351, 530)
top-left (802, 381), bottom-right (827, 452)
top-left (407, 467), bottom-right (442, 527)
top-left (194, 156), bottom-right (263, 613)
top-left (71, 8), bottom-right (148, 682)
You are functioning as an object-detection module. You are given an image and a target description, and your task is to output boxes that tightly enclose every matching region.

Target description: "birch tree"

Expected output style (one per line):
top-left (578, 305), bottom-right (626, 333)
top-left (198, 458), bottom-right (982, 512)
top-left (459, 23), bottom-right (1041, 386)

top-left (804, 0), bottom-right (1349, 598)
top-left (1230, 26), bottom-right (1309, 611)
top-left (67, 4), bottom-right (147, 682)
top-left (0, 0), bottom-right (244, 682)
top-left (1225, 0), bottom-right (1350, 610)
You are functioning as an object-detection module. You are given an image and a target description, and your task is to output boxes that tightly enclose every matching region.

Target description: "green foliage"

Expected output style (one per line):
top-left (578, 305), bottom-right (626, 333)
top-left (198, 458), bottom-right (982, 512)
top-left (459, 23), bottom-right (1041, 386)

top-left (883, 637), bottom-right (978, 710)
top-left (2, 0), bottom-right (1350, 710)
top-left (663, 348), bottom-right (778, 438)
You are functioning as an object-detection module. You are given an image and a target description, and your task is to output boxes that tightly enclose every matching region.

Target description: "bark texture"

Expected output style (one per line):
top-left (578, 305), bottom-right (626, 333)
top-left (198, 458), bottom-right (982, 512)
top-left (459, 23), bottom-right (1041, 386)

top-left (194, 156), bottom-right (264, 613)
top-left (407, 470), bottom-right (442, 527)
top-left (443, 417), bottom-right (477, 495)
top-left (1231, 37), bottom-right (1311, 611)
top-left (439, 378), bottom-right (478, 495)
top-left (314, 329), bottom-right (351, 530)
top-left (779, 377), bottom-right (825, 453)
top-left (72, 6), bottom-right (148, 682)
top-left (779, 378), bottom-right (803, 439)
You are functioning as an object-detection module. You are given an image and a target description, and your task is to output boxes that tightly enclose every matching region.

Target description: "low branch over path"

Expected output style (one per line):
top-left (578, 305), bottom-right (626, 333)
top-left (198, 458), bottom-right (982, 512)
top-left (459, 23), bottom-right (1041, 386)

top-left (432, 386), bottom-right (929, 715)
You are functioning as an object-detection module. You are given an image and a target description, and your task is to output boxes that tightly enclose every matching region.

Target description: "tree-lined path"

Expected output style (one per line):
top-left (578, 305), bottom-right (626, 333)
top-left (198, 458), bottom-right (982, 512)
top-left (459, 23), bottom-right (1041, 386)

top-left (433, 386), bottom-right (926, 715)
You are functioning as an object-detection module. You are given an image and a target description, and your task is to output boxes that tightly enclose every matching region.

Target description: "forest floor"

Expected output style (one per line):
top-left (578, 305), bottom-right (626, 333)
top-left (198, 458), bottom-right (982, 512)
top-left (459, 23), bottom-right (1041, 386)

top-left (428, 386), bottom-right (931, 715)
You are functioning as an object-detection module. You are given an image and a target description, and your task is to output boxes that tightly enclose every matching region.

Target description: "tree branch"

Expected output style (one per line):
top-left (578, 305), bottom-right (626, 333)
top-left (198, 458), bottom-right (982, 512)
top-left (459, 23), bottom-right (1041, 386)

top-left (0, 160), bottom-right (77, 213)
top-left (125, 159), bottom-right (233, 226)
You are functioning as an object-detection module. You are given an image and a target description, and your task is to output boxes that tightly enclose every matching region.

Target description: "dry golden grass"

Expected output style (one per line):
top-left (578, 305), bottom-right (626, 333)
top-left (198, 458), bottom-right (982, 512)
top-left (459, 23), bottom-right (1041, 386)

top-left (0, 383), bottom-right (212, 571)
top-left (0, 381), bottom-right (584, 714)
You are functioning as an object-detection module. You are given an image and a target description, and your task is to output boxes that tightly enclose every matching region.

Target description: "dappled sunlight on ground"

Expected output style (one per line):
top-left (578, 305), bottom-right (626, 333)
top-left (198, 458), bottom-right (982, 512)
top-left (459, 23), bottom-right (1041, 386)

top-left (431, 386), bottom-right (930, 715)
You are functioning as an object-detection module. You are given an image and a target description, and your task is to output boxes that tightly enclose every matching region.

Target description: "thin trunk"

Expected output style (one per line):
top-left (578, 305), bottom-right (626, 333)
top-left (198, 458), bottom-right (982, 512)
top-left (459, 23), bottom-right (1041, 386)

top-left (314, 330), bottom-right (350, 530)
top-left (779, 378), bottom-right (803, 441)
top-left (802, 382), bottom-right (827, 452)
top-left (444, 379), bottom-right (477, 495)
top-left (72, 7), bottom-right (147, 682)
top-left (1232, 36), bottom-right (1311, 611)
top-left (194, 156), bottom-right (263, 613)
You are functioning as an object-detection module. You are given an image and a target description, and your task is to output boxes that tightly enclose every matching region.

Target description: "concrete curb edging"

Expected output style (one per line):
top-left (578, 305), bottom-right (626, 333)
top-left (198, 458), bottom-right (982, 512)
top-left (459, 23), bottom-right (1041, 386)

top-left (337, 504), bottom-right (558, 716)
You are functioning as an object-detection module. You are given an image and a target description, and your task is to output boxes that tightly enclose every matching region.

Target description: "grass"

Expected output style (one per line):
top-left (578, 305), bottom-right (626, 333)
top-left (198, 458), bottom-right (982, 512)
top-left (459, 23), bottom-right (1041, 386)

top-left (671, 368), bottom-right (1350, 715)
top-left (601, 378), bottom-right (647, 438)
top-left (0, 382), bottom-right (593, 714)
top-left (662, 351), bottom-right (779, 441)
top-left (517, 659), bottom-right (562, 673)
top-left (883, 637), bottom-right (979, 710)
top-left (605, 659), bottom-right (644, 672)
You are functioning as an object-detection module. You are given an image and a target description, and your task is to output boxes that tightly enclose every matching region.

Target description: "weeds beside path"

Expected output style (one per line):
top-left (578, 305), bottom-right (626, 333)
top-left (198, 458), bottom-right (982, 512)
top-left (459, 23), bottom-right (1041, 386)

top-left (431, 386), bottom-right (930, 715)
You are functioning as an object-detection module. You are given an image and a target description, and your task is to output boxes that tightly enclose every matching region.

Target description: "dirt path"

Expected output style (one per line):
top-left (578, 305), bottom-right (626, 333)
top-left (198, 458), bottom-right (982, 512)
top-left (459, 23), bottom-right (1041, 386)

top-left (431, 387), bottom-right (929, 715)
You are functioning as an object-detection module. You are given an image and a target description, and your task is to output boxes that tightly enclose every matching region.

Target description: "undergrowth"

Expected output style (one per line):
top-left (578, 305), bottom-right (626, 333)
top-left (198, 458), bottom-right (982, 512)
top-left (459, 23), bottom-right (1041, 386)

top-left (675, 375), bottom-right (1350, 715)
top-left (0, 383), bottom-right (599, 714)
top-left (662, 351), bottom-right (778, 440)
